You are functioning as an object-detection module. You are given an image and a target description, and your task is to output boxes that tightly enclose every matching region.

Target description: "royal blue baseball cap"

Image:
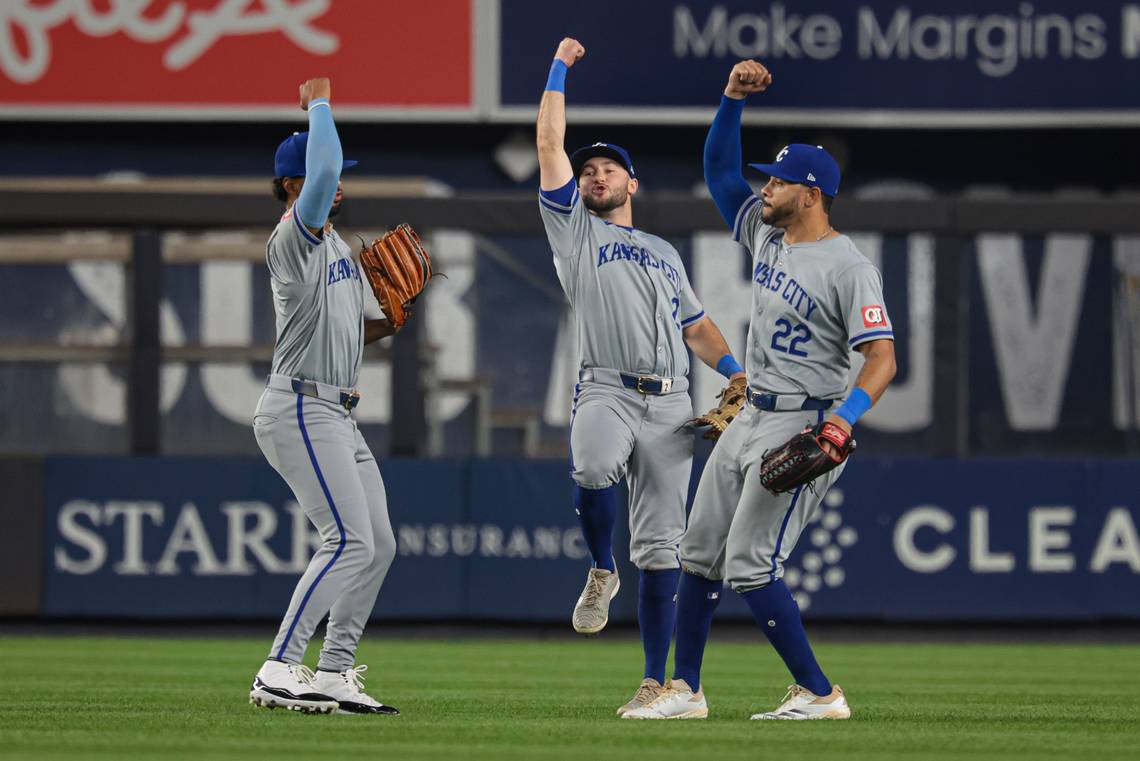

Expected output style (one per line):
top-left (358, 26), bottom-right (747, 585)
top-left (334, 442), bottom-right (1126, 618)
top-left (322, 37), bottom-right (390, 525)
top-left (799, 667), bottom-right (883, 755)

top-left (749, 144), bottom-right (840, 197)
top-left (273, 131), bottom-right (358, 177)
top-left (569, 142), bottom-right (635, 179)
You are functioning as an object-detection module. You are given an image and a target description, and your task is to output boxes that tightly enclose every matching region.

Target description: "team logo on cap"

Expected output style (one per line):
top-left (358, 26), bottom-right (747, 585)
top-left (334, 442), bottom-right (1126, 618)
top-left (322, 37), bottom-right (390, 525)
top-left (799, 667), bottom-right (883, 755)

top-left (776, 146), bottom-right (789, 162)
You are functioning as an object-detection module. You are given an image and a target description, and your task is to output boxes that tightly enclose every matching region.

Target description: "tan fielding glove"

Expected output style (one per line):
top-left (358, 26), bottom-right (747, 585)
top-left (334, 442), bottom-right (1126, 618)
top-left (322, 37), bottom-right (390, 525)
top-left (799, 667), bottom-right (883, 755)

top-left (687, 376), bottom-right (748, 440)
top-left (358, 224), bottom-right (435, 328)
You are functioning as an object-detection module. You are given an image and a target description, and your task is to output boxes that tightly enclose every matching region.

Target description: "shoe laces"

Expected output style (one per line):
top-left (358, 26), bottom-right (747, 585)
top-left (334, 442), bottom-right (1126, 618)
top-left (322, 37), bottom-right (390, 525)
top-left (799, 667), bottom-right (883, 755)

top-left (289, 664), bottom-right (318, 686)
top-left (632, 680), bottom-right (661, 704)
top-left (581, 572), bottom-right (609, 606)
top-left (343, 664), bottom-right (369, 696)
top-left (647, 682), bottom-right (687, 708)
top-left (779, 684), bottom-right (813, 706)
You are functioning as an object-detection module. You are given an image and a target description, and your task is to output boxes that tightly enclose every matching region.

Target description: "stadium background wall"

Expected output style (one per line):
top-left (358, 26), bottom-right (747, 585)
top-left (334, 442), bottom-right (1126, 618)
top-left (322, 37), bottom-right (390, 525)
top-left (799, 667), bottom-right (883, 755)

top-left (0, 454), bottom-right (1130, 623)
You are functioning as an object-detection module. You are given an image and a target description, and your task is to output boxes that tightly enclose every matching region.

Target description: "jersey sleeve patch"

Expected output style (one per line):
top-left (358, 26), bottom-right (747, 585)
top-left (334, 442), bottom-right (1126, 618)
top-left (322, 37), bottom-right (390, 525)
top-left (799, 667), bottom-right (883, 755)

top-left (861, 304), bottom-right (887, 328)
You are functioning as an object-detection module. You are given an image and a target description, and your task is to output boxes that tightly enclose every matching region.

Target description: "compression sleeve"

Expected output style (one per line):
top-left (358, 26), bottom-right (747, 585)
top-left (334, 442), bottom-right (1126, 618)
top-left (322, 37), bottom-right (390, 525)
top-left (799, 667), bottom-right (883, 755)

top-left (295, 99), bottom-right (342, 230)
top-left (704, 95), bottom-right (754, 230)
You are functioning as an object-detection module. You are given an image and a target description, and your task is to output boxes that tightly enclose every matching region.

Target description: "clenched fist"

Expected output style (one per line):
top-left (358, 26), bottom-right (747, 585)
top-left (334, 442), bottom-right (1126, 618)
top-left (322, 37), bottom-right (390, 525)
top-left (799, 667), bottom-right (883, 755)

top-left (299, 77), bottom-right (332, 110)
top-left (725, 60), bottom-right (771, 100)
top-left (555, 38), bottom-right (585, 67)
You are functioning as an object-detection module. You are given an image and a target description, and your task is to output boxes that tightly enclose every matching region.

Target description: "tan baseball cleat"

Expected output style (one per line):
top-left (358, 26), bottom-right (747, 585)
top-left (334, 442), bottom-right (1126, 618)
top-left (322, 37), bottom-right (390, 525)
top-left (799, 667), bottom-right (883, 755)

top-left (622, 678), bottom-right (708, 720)
top-left (616, 677), bottom-right (665, 717)
top-left (571, 566), bottom-right (620, 634)
top-left (750, 684), bottom-right (851, 720)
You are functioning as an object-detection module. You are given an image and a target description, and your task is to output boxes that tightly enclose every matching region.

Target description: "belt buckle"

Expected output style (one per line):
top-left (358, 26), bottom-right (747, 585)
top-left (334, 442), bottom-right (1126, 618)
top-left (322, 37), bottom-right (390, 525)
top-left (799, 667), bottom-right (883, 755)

top-left (635, 376), bottom-right (652, 394)
top-left (341, 391), bottom-right (360, 411)
top-left (750, 390), bottom-right (773, 410)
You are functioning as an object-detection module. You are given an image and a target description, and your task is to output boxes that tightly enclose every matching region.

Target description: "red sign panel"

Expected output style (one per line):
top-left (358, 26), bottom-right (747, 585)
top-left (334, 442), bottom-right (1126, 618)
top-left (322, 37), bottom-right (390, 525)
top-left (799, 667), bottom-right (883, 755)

top-left (0, 0), bottom-right (472, 115)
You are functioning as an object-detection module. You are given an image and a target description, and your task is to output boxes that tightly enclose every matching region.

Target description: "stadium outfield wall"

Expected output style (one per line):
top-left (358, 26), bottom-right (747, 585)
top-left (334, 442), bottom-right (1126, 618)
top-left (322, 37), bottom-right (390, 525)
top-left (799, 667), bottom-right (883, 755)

top-left (1, 455), bottom-right (1137, 622)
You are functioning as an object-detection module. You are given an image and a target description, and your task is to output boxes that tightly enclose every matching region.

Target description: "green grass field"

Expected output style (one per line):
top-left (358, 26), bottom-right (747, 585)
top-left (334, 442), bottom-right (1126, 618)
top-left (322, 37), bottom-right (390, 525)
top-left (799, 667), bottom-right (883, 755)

top-left (2, 635), bottom-right (1137, 760)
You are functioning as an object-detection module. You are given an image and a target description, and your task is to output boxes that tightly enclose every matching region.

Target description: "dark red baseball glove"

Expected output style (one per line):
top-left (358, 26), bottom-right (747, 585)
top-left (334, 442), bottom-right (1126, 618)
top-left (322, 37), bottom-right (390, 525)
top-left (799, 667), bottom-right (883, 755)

top-left (759, 421), bottom-right (856, 494)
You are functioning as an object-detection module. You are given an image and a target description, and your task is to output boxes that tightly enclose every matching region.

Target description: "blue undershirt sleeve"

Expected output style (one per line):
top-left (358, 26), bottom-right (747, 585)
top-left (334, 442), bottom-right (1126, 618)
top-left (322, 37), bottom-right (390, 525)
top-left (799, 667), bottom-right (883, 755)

top-left (295, 99), bottom-right (342, 230)
top-left (704, 95), bottom-right (754, 230)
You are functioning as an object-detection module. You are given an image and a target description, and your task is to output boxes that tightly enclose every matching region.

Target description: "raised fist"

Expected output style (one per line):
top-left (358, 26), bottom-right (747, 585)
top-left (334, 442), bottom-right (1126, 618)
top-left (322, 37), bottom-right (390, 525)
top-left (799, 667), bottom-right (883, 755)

top-left (555, 38), bottom-right (585, 67)
top-left (299, 77), bottom-right (332, 110)
top-left (725, 60), bottom-right (771, 99)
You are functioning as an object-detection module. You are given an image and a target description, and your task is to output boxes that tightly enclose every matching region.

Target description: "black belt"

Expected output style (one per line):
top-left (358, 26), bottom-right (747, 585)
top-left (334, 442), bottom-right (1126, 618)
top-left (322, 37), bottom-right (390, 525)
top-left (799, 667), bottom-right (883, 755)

top-left (618, 373), bottom-right (673, 395)
top-left (289, 379), bottom-right (360, 411)
top-left (747, 389), bottom-right (834, 412)
top-left (578, 368), bottom-right (682, 395)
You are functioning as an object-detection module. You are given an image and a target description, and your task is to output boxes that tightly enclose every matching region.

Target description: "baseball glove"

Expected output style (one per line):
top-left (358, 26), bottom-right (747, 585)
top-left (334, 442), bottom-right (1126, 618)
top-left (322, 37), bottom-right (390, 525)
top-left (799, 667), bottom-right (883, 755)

top-left (358, 224), bottom-right (435, 328)
top-left (687, 376), bottom-right (748, 440)
top-left (759, 421), bottom-right (856, 494)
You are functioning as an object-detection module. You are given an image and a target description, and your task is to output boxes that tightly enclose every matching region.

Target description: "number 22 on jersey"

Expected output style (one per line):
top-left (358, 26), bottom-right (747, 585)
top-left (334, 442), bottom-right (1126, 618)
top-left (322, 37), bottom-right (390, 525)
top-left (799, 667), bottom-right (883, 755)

top-left (771, 318), bottom-right (811, 357)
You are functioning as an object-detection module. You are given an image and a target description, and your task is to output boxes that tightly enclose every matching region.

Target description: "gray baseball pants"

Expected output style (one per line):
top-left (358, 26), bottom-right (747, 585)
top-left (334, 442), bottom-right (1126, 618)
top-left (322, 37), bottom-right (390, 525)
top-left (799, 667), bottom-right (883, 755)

top-left (681, 403), bottom-right (845, 591)
top-left (253, 387), bottom-right (396, 672)
top-left (570, 375), bottom-right (694, 570)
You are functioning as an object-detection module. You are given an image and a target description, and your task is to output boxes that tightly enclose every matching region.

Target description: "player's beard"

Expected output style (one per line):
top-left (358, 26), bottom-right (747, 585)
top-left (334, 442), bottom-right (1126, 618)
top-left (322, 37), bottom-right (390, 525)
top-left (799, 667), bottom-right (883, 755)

top-left (760, 196), bottom-right (799, 227)
top-left (583, 185), bottom-right (629, 215)
top-left (329, 199), bottom-right (343, 218)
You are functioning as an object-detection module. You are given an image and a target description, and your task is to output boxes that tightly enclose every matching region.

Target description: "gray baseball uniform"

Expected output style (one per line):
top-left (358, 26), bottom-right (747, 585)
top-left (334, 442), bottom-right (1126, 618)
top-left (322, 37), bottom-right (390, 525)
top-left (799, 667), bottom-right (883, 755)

top-left (540, 179), bottom-right (703, 569)
top-left (681, 194), bottom-right (893, 590)
top-left (253, 205), bottom-right (396, 670)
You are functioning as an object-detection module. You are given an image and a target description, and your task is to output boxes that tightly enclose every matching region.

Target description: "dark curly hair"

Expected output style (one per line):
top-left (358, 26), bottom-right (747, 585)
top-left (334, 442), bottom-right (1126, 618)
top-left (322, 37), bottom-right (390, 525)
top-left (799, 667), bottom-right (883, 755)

top-left (272, 176), bottom-right (302, 204)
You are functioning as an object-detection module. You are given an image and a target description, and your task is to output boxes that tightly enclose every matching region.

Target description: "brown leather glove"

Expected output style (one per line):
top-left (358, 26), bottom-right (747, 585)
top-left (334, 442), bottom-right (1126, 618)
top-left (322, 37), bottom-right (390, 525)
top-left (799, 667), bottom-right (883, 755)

top-left (358, 224), bottom-right (434, 328)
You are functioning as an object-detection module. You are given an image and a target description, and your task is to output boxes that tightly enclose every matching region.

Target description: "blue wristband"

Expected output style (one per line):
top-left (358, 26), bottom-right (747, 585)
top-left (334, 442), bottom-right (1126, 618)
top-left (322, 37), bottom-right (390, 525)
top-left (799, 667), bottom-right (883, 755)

top-left (545, 59), bottom-right (567, 92)
top-left (715, 354), bottom-right (744, 379)
top-left (835, 387), bottom-right (872, 426)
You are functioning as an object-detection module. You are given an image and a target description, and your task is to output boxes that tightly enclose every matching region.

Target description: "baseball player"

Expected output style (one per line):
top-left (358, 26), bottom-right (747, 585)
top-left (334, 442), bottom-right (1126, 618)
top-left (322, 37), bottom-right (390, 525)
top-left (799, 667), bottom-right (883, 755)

top-left (625, 60), bottom-right (896, 720)
top-left (247, 77), bottom-right (401, 716)
top-left (536, 38), bottom-right (747, 717)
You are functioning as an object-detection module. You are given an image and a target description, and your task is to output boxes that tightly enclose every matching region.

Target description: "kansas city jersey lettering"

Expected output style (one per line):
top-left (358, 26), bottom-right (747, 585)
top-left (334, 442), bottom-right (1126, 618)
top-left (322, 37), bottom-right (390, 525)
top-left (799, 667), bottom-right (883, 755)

top-left (327, 257), bottom-right (361, 286)
top-left (598, 242), bottom-right (681, 288)
top-left (753, 261), bottom-right (818, 321)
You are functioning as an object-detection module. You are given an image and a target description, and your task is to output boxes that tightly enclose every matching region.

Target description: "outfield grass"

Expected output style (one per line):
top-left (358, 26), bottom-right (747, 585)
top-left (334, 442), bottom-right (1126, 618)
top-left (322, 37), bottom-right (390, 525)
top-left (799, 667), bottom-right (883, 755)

top-left (1, 635), bottom-right (1137, 760)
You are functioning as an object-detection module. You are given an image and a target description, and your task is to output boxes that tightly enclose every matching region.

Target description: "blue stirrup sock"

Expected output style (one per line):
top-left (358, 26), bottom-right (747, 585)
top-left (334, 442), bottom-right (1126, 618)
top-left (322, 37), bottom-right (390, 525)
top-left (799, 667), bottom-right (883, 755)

top-left (638, 568), bottom-right (681, 683)
top-left (573, 484), bottom-right (617, 572)
top-left (740, 580), bottom-right (832, 696)
top-left (671, 572), bottom-right (723, 691)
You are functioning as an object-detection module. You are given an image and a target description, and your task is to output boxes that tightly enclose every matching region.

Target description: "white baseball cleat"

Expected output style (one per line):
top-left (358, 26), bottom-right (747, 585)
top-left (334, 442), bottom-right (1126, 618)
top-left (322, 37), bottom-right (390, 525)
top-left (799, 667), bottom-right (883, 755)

top-left (750, 684), bottom-right (851, 720)
top-left (572, 566), bottom-right (620, 634)
top-left (616, 677), bottom-right (665, 717)
top-left (312, 665), bottom-right (400, 716)
top-left (622, 678), bottom-right (708, 720)
top-left (249, 660), bottom-right (338, 714)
